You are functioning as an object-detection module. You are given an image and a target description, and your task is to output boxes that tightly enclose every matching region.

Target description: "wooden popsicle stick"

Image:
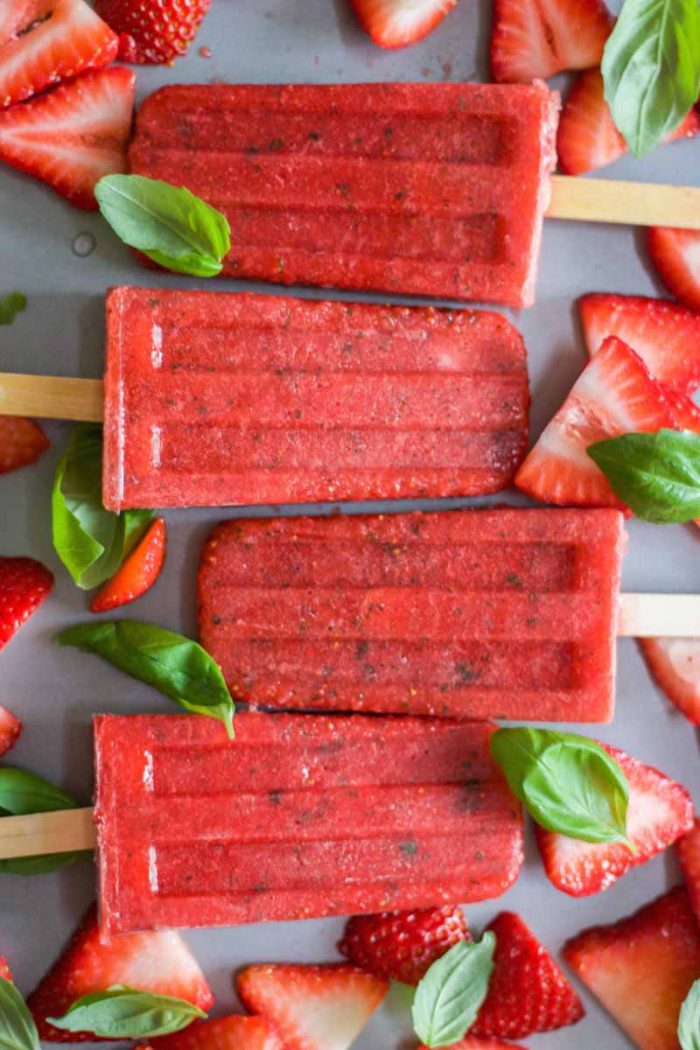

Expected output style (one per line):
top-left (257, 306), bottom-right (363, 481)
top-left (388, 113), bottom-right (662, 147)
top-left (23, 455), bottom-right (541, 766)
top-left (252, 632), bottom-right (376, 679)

top-left (617, 593), bottom-right (700, 638)
top-left (0, 808), bottom-right (96, 860)
top-left (0, 373), bottom-right (103, 422)
top-left (548, 176), bottom-right (700, 229)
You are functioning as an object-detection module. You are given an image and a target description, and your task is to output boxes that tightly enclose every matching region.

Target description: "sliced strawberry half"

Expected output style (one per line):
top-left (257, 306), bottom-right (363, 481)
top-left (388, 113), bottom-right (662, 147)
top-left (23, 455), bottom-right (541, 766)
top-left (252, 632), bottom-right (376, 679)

top-left (638, 638), bottom-right (700, 725)
top-left (648, 227), bottom-right (700, 312)
top-left (470, 912), bottom-right (584, 1040)
top-left (0, 417), bottom-right (49, 474)
top-left (490, 0), bottom-right (612, 83)
top-left (0, 957), bottom-right (12, 982)
top-left (420, 1039), bottom-right (528, 1050)
top-left (677, 819), bottom-right (700, 927)
top-left (579, 293), bottom-right (700, 397)
top-left (557, 69), bottom-right (700, 175)
top-left (348, 0), bottom-right (458, 48)
top-left (0, 556), bottom-right (54, 651)
top-left (564, 886), bottom-right (700, 1050)
top-left (0, 0), bottom-right (118, 109)
top-left (90, 517), bottom-right (166, 613)
top-left (536, 743), bottom-right (694, 897)
top-left (338, 905), bottom-right (470, 985)
top-left (28, 903), bottom-right (214, 1042)
top-left (151, 1016), bottom-right (283, 1050)
top-left (515, 335), bottom-right (672, 509)
top-left (0, 703), bottom-right (22, 757)
top-left (237, 964), bottom-right (388, 1050)
top-left (0, 65), bottom-right (135, 210)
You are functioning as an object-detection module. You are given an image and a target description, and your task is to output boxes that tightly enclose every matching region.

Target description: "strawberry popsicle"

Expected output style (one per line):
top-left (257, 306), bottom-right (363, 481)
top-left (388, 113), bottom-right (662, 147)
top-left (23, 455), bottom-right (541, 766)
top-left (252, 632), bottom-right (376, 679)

top-left (128, 82), bottom-right (560, 308)
top-left (198, 507), bottom-right (626, 723)
top-left (94, 713), bottom-right (524, 936)
top-left (103, 286), bottom-right (529, 510)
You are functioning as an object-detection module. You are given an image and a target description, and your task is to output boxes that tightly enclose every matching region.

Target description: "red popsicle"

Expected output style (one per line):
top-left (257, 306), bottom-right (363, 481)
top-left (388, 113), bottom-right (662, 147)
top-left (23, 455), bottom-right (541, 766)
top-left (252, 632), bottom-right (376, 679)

top-left (198, 507), bottom-right (625, 723)
top-left (94, 713), bottom-right (524, 936)
top-left (103, 286), bottom-right (529, 510)
top-left (128, 82), bottom-right (559, 307)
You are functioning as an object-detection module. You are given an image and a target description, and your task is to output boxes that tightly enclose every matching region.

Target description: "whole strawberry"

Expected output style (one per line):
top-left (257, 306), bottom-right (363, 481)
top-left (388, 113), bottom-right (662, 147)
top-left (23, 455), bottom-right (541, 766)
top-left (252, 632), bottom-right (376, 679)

top-left (0, 557), bottom-right (54, 651)
top-left (95, 0), bottom-right (211, 64)
top-left (338, 905), bottom-right (470, 984)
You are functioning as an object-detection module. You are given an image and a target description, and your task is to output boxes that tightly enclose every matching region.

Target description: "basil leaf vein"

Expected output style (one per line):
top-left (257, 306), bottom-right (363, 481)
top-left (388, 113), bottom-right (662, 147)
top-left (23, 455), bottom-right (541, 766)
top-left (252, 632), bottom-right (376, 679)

top-left (0, 769), bottom-right (87, 876)
top-left (0, 977), bottom-right (41, 1050)
top-left (490, 728), bottom-right (631, 846)
top-left (679, 979), bottom-right (700, 1050)
top-left (47, 986), bottom-right (206, 1039)
top-left (588, 429), bottom-right (700, 523)
top-left (57, 620), bottom-right (235, 738)
top-left (412, 935), bottom-right (495, 1047)
top-left (95, 175), bottom-right (231, 278)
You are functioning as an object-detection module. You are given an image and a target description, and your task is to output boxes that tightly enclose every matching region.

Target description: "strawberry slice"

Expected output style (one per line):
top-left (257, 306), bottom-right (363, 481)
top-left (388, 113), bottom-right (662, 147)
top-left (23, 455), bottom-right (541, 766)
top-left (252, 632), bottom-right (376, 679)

top-left (338, 905), bottom-right (470, 985)
top-left (0, 65), bottom-right (135, 210)
top-left (515, 335), bottom-right (672, 509)
top-left (536, 743), bottom-right (694, 896)
top-left (90, 517), bottom-right (166, 613)
top-left (557, 69), bottom-right (700, 175)
top-left (0, 417), bottom-right (49, 474)
top-left (564, 886), bottom-right (700, 1050)
top-left (470, 912), bottom-right (583, 1040)
top-left (0, 703), bottom-right (22, 757)
top-left (0, 0), bottom-right (118, 109)
top-left (638, 638), bottom-right (700, 725)
top-left (677, 820), bottom-right (700, 927)
top-left (0, 957), bottom-right (12, 982)
top-left (648, 228), bottom-right (700, 312)
top-left (490, 0), bottom-right (612, 83)
top-left (237, 964), bottom-right (388, 1050)
top-left (28, 903), bottom-right (214, 1042)
top-left (148, 1016), bottom-right (283, 1050)
top-left (94, 0), bottom-right (211, 64)
top-left (348, 0), bottom-right (458, 48)
top-left (0, 557), bottom-right (54, 651)
top-left (420, 1040), bottom-right (528, 1050)
top-left (579, 293), bottom-right (700, 398)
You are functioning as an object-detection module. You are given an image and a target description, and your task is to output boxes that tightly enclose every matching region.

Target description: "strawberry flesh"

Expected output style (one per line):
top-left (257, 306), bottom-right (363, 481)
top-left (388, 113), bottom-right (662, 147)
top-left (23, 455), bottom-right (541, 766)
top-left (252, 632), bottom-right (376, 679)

top-left (0, 65), bottom-right (135, 210)
top-left (349, 0), bottom-right (458, 48)
top-left (565, 886), bottom-right (700, 1050)
top-left (639, 638), bottom-right (700, 725)
top-left (90, 516), bottom-right (166, 613)
top-left (94, 0), bottom-right (211, 64)
top-left (536, 743), bottom-right (694, 896)
top-left (0, 417), bottom-right (49, 474)
top-left (677, 819), bottom-right (700, 927)
top-left (648, 227), bottom-right (700, 312)
top-left (0, 556), bottom-right (53, 651)
top-left (149, 1015), bottom-right (283, 1050)
top-left (491, 0), bottom-right (612, 83)
top-left (471, 912), bottom-right (583, 1040)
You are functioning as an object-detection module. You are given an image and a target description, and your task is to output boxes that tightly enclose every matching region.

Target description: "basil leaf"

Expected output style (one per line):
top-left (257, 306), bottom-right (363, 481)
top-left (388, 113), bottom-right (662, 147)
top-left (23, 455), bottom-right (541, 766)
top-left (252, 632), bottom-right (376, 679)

top-left (491, 728), bottom-right (631, 846)
top-left (47, 985), bottom-right (206, 1039)
top-left (0, 978), bottom-right (41, 1050)
top-left (52, 425), bottom-right (152, 589)
top-left (412, 936), bottom-right (495, 1048)
top-left (0, 293), bottom-right (27, 326)
top-left (601, 0), bottom-right (700, 156)
top-left (680, 980), bottom-right (700, 1050)
top-left (95, 175), bottom-right (231, 278)
top-left (588, 429), bottom-right (700, 523)
top-left (57, 620), bottom-right (235, 738)
top-left (0, 768), bottom-right (85, 876)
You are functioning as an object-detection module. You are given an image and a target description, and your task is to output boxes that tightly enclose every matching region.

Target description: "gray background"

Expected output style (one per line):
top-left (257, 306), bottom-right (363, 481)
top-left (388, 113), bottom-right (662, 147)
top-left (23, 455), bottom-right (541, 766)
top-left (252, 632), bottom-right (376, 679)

top-left (1, 1), bottom-right (699, 1047)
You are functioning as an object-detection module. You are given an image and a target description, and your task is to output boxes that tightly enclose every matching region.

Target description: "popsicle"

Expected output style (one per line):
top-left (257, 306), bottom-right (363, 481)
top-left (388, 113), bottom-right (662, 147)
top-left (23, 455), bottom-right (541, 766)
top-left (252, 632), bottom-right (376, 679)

top-left (198, 507), bottom-right (626, 723)
top-left (127, 82), bottom-right (700, 308)
top-left (1, 286), bottom-right (531, 509)
top-left (0, 712), bottom-right (526, 936)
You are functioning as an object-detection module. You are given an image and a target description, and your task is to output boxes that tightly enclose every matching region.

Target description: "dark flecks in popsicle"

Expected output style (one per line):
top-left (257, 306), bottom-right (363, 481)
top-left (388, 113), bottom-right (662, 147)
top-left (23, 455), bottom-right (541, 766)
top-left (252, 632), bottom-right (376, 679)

top-left (269, 790), bottom-right (283, 806)
top-left (400, 840), bottom-right (418, 857)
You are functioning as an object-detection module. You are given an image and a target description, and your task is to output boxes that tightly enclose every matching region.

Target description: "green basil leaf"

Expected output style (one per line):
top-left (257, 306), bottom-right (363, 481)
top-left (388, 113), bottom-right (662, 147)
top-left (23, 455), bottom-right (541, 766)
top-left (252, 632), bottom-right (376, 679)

top-left (52, 424), bottom-right (152, 589)
top-left (47, 985), bottom-right (206, 1039)
top-left (412, 935), bottom-right (495, 1048)
top-left (601, 0), bottom-right (700, 156)
top-left (57, 620), bottom-right (235, 738)
top-left (0, 293), bottom-right (27, 326)
top-left (491, 728), bottom-right (632, 846)
top-left (588, 429), bottom-right (700, 523)
top-left (0, 978), bottom-right (41, 1050)
top-left (680, 979), bottom-right (700, 1050)
top-left (95, 175), bottom-right (231, 278)
top-left (0, 768), bottom-right (86, 876)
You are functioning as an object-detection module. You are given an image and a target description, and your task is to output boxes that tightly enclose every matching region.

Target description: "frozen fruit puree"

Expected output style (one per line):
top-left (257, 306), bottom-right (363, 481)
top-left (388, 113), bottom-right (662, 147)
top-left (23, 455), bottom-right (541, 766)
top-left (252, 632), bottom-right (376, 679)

top-left (198, 508), bottom-right (625, 723)
top-left (128, 81), bottom-right (560, 307)
top-left (103, 286), bottom-right (529, 510)
top-left (94, 713), bottom-right (524, 935)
